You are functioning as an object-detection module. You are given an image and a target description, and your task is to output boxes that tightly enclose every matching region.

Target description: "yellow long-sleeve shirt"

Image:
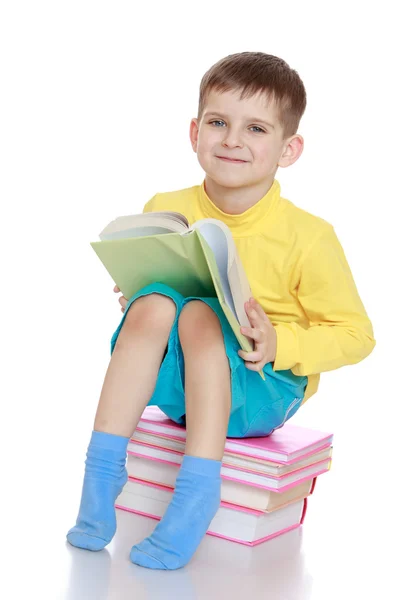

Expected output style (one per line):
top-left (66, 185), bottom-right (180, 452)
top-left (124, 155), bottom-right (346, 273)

top-left (143, 179), bottom-right (376, 403)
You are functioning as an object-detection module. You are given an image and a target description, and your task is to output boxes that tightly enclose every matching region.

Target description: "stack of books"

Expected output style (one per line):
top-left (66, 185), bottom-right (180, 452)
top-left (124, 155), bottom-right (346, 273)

top-left (115, 407), bottom-right (333, 547)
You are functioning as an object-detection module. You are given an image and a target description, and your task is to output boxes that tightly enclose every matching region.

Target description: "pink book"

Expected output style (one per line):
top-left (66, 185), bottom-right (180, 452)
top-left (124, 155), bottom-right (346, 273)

top-left (135, 406), bottom-right (333, 464)
top-left (126, 441), bottom-right (331, 493)
top-left (116, 477), bottom-right (308, 546)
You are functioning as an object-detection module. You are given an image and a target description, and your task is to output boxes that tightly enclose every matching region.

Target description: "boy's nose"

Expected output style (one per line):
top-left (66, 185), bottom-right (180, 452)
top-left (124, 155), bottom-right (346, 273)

top-left (222, 128), bottom-right (244, 148)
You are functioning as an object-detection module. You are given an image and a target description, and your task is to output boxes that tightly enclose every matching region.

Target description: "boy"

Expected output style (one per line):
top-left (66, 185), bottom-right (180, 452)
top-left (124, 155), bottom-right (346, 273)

top-left (66, 52), bottom-right (376, 569)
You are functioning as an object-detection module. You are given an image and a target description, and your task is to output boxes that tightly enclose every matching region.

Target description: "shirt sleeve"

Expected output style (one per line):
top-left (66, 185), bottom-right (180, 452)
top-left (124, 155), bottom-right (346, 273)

top-left (272, 225), bottom-right (376, 376)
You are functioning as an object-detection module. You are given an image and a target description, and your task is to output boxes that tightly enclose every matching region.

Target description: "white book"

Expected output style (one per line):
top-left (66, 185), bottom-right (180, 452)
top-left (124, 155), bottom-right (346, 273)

top-left (126, 453), bottom-right (314, 511)
top-left (116, 478), bottom-right (307, 546)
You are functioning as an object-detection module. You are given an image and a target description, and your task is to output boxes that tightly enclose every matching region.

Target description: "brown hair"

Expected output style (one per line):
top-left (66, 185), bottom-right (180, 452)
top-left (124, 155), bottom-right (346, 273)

top-left (197, 52), bottom-right (307, 139)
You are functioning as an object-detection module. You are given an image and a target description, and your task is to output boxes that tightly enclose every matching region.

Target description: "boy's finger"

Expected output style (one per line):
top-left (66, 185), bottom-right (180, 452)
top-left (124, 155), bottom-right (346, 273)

top-left (244, 360), bottom-right (265, 371)
top-left (114, 285), bottom-right (120, 292)
top-left (250, 298), bottom-right (269, 322)
top-left (238, 349), bottom-right (263, 362)
top-left (240, 326), bottom-right (264, 343)
top-left (246, 303), bottom-right (263, 327)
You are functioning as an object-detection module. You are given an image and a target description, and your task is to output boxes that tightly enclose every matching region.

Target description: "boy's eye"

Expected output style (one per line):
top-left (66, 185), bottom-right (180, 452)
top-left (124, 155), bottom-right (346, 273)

top-left (209, 121), bottom-right (266, 133)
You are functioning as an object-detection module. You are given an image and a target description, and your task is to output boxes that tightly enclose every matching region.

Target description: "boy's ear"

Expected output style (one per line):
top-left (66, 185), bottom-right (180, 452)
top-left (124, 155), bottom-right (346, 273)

top-left (278, 134), bottom-right (304, 168)
top-left (189, 118), bottom-right (199, 152)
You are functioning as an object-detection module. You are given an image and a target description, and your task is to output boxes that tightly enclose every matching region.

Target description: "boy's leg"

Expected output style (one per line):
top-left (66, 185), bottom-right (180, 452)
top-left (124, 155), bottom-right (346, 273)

top-left (67, 294), bottom-right (177, 551)
top-left (130, 300), bottom-right (230, 569)
top-left (93, 294), bottom-right (176, 437)
top-left (182, 303), bottom-right (231, 461)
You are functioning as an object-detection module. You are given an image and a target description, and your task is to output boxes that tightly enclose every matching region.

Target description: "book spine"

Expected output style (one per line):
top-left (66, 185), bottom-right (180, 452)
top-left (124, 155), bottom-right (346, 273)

top-left (300, 497), bottom-right (308, 524)
top-left (310, 477), bottom-right (317, 495)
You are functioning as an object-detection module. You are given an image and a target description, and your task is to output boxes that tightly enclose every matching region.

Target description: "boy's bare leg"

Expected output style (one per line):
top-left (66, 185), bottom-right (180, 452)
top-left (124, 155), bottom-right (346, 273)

top-left (67, 294), bottom-right (177, 551)
top-left (130, 300), bottom-right (231, 570)
top-left (93, 294), bottom-right (176, 436)
top-left (182, 302), bottom-right (231, 460)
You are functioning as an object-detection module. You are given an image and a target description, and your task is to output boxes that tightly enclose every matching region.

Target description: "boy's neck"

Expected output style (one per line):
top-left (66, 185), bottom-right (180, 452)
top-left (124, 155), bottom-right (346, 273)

top-left (204, 174), bottom-right (276, 215)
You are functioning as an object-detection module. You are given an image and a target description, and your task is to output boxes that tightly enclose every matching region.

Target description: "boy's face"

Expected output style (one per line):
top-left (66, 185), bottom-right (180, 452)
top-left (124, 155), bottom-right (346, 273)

top-left (190, 89), bottom-right (303, 190)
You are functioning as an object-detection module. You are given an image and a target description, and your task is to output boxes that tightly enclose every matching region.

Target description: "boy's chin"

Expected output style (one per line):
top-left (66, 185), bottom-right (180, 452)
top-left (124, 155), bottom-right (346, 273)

top-left (205, 171), bottom-right (253, 189)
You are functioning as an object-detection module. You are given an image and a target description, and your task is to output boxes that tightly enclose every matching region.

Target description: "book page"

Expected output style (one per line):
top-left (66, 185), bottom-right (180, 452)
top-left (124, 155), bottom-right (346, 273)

top-left (100, 226), bottom-right (181, 241)
top-left (192, 219), bottom-right (252, 330)
top-left (99, 212), bottom-right (189, 240)
top-left (192, 222), bottom-right (236, 316)
top-left (193, 228), bottom-right (254, 354)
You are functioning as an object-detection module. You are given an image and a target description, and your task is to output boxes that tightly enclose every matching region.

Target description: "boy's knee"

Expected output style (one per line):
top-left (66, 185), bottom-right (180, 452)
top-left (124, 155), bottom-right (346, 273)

top-left (122, 294), bottom-right (177, 335)
top-left (178, 301), bottom-right (222, 348)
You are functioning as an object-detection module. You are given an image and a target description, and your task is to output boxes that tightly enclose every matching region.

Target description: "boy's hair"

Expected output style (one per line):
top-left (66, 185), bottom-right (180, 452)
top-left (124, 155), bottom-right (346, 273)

top-left (197, 52), bottom-right (307, 139)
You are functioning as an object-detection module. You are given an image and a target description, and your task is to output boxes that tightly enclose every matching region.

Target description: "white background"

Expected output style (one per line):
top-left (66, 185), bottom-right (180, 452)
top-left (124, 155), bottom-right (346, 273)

top-left (1, 1), bottom-right (398, 599)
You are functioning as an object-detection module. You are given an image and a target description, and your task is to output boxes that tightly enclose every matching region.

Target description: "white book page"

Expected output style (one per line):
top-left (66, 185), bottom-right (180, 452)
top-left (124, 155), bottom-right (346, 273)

top-left (191, 221), bottom-right (237, 319)
top-left (99, 212), bottom-right (189, 240)
top-left (100, 225), bottom-right (178, 241)
top-left (255, 500), bottom-right (303, 540)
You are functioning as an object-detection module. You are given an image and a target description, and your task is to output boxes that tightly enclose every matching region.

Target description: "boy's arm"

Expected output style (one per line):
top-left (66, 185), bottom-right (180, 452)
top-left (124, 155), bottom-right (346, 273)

top-left (272, 225), bottom-right (376, 376)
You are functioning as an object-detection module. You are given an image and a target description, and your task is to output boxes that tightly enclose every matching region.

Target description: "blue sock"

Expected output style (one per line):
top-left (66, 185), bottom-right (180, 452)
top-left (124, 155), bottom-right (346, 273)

top-left (66, 430), bottom-right (129, 551)
top-left (130, 454), bottom-right (221, 569)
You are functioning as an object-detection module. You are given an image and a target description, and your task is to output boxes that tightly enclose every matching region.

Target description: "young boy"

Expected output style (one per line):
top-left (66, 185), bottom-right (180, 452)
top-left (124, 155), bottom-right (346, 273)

top-left (66, 52), bottom-right (376, 569)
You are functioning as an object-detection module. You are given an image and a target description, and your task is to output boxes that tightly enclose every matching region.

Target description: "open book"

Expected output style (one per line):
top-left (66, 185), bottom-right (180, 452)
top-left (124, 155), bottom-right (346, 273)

top-left (91, 211), bottom-right (264, 378)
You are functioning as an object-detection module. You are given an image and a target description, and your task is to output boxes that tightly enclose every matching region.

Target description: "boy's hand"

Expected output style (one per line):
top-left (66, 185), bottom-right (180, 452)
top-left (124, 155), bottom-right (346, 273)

top-left (113, 285), bottom-right (128, 313)
top-left (238, 297), bottom-right (277, 371)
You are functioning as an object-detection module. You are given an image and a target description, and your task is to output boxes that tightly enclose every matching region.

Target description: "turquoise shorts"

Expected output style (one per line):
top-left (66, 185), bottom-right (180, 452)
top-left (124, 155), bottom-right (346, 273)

top-left (110, 283), bottom-right (308, 439)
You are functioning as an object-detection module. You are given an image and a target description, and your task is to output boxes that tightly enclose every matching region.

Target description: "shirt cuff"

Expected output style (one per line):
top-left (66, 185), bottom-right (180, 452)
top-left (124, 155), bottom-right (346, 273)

top-left (272, 323), bottom-right (299, 371)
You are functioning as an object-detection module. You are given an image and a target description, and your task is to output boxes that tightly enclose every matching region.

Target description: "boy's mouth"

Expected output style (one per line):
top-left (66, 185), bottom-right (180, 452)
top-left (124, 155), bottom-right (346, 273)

top-left (216, 156), bottom-right (247, 163)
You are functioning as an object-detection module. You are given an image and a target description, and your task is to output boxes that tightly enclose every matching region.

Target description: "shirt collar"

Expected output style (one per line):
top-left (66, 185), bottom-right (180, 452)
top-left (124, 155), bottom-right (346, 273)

top-left (198, 179), bottom-right (282, 235)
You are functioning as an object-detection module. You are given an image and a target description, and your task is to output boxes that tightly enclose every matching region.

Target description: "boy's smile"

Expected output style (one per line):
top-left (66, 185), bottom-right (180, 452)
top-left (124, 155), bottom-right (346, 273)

top-left (189, 89), bottom-right (303, 213)
top-left (216, 156), bottom-right (248, 163)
